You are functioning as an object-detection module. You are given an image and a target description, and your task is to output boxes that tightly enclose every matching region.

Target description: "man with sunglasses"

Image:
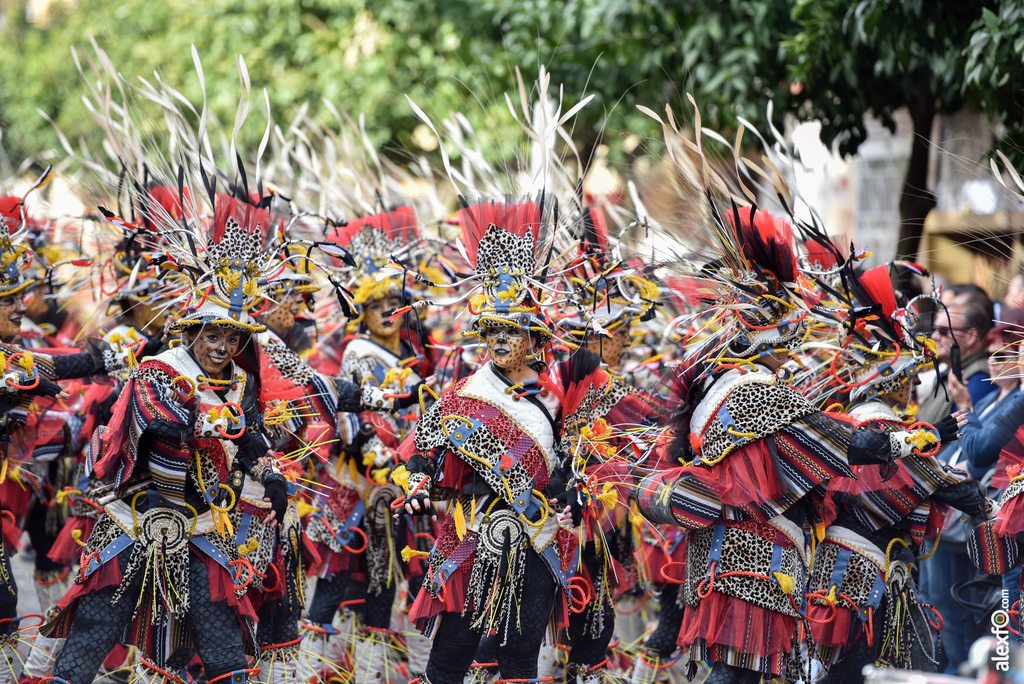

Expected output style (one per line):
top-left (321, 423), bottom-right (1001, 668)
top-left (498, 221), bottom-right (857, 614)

top-left (919, 284), bottom-right (996, 427)
top-left (917, 283), bottom-right (998, 674)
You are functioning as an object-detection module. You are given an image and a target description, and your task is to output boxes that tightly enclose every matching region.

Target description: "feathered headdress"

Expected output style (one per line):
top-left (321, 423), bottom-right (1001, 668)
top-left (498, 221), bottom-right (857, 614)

top-left (167, 193), bottom-right (281, 335)
top-left (0, 169), bottom-right (53, 299)
top-left (832, 262), bottom-right (938, 403)
top-left (324, 206), bottom-right (418, 306)
top-left (558, 207), bottom-right (661, 343)
top-left (459, 197), bottom-right (554, 342)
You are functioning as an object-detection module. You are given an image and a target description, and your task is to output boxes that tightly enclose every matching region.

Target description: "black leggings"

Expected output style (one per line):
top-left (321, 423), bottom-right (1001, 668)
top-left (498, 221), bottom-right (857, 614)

top-left (644, 584), bottom-right (685, 659)
top-left (307, 570), bottom-right (395, 629)
top-left (0, 541), bottom-right (16, 637)
top-left (52, 549), bottom-right (249, 684)
top-left (566, 550), bottom-right (615, 669)
top-left (425, 550), bottom-right (556, 684)
top-left (703, 663), bottom-right (763, 684)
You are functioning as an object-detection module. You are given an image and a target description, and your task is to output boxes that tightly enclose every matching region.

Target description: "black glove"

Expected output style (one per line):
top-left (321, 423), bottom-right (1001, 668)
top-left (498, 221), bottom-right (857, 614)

top-left (404, 491), bottom-right (434, 517)
top-left (138, 331), bottom-right (167, 359)
top-left (262, 473), bottom-right (289, 524)
top-left (936, 413), bottom-right (961, 444)
top-left (27, 376), bottom-right (63, 398)
top-left (550, 486), bottom-right (589, 527)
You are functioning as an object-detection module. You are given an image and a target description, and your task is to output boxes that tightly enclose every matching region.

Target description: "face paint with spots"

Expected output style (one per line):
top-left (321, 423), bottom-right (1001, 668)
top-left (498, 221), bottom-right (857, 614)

top-left (484, 324), bottom-right (532, 373)
top-left (584, 322), bottom-right (631, 368)
top-left (185, 326), bottom-right (242, 377)
top-left (0, 293), bottom-right (25, 340)
top-left (265, 292), bottom-right (300, 335)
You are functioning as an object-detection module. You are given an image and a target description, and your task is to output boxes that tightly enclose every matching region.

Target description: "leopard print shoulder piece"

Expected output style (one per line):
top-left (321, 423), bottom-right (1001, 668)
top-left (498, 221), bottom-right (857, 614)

top-left (262, 334), bottom-right (314, 385)
top-left (694, 373), bottom-right (817, 465)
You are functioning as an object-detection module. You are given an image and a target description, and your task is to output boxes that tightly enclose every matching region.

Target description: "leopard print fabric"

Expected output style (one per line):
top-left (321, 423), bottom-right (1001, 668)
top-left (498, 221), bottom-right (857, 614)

top-left (476, 224), bottom-right (536, 283)
top-left (262, 335), bottom-right (314, 386)
top-left (684, 523), bottom-right (805, 617)
top-left (414, 378), bottom-right (548, 506)
top-left (348, 226), bottom-right (401, 269)
top-left (807, 540), bottom-right (881, 610)
top-left (697, 379), bottom-right (817, 464)
top-left (590, 378), bottom-right (632, 422)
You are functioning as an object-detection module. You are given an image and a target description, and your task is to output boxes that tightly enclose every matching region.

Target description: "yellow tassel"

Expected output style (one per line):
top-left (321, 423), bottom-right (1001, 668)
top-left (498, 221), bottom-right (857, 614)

top-left (815, 522), bottom-right (826, 543)
top-left (0, 458), bottom-right (8, 486)
top-left (906, 430), bottom-right (938, 450)
top-left (470, 495), bottom-right (476, 529)
top-left (296, 500), bottom-right (316, 519)
top-left (370, 467), bottom-right (390, 485)
top-left (597, 483), bottom-right (618, 509)
top-left (238, 538), bottom-right (259, 557)
top-left (773, 572), bottom-right (795, 595)
top-left (362, 448), bottom-right (377, 467)
top-left (454, 499), bottom-right (467, 541)
top-left (825, 584), bottom-right (838, 604)
top-left (391, 465), bottom-right (410, 493)
top-left (349, 457), bottom-right (359, 483)
top-left (71, 529), bottom-right (86, 547)
top-left (401, 546), bottom-right (430, 563)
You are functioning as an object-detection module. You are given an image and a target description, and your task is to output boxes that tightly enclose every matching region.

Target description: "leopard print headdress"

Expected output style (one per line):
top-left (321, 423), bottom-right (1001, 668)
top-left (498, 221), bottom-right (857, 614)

top-left (458, 198), bottom-right (554, 343)
top-left (169, 194), bottom-right (280, 335)
top-left (322, 207), bottom-right (418, 306)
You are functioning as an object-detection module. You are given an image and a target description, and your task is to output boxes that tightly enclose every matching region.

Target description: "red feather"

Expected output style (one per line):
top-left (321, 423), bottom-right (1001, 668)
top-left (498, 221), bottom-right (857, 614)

top-left (325, 206), bottom-right (418, 249)
top-left (0, 197), bottom-right (21, 224)
top-left (540, 350), bottom-right (609, 427)
top-left (858, 265), bottom-right (898, 318)
top-left (727, 207), bottom-right (797, 283)
top-left (458, 201), bottom-right (543, 267)
top-left (212, 194), bottom-right (279, 244)
top-left (147, 186), bottom-right (194, 221)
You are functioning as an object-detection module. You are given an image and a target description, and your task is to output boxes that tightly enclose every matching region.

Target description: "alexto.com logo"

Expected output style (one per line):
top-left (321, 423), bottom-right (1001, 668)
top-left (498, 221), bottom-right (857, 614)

top-left (991, 593), bottom-right (1012, 672)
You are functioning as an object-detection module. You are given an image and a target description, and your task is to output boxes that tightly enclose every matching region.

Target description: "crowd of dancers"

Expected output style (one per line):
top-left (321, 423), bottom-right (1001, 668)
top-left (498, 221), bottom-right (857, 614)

top-left (0, 50), bottom-right (1022, 684)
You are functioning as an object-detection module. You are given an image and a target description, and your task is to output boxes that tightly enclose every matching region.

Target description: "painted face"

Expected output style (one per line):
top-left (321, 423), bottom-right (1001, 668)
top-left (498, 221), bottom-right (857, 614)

top-left (24, 285), bottom-right (49, 321)
top-left (483, 324), bottom-right (532, 372)
top-left (584, 323), bottom-right (631, 368)
top-left (265, 292), bottom-right (300, 335)
top-left (0, 293), bottom-right (25, 340)
top-left (186, 326), bottom-right (242, 377)
top-left (364, 296), bottom-right (403, 339)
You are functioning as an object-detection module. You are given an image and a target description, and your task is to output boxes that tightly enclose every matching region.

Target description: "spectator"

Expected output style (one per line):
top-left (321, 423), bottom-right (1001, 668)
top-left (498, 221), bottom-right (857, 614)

top-left (919, 284), bottom-right (997, 674)
top-left (918, 284), bottom-right (996, 426)
top-left (945, 315), bottom-right (1024, 481)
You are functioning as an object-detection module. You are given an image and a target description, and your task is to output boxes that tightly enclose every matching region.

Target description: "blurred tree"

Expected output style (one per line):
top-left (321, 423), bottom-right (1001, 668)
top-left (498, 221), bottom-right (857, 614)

top-left (782, 0), bottom-right (1000, 262)
top-left (0, 0), bottom-right (796, 177)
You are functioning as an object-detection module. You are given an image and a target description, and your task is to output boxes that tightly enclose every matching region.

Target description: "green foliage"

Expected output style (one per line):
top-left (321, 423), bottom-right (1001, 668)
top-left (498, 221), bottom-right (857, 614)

top-left (783, 0), bottom-right (994, 156)
top-left (963, 0), bottom-right (1024, 165)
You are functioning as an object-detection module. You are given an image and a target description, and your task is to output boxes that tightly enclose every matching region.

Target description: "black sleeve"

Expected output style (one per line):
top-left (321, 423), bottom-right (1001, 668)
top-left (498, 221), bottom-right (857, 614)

top-left (334, 379), bottom-right (363, 413)
top-left (52, 352), bottom-right (100, 380)
top-left (406, 451), bottom-right (437, 479)
top-left (847, 426), bottom-right (897, 466)
top-left (147, 418), bottom-right (191, 443)
top-left (933, 479), bottom-right (989, 520)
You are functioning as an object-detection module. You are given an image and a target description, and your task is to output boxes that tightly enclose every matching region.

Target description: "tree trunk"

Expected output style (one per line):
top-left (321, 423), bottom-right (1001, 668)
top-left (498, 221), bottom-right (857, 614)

top-left (896, 88), bottom-right (938, 268)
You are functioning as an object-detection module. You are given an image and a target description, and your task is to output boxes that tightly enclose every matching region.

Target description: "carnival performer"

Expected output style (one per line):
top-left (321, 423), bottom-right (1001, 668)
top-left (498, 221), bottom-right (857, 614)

top-left (554, 207), bottom-right (668, 684)
top-left (0, 182), bottom-right (140, 684)
top-left (41, 191), bottom-right (389, 684)
top-left (249, 218), bottom-right (394, 684)
top-left (303, 206), bottom-right (433, 683)
top-left (631, 206), bottom-right (961, 684)
top-left (805, 263), bottom-right (987, 682)
top-left (391, 198), bottom-right (596, 684)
